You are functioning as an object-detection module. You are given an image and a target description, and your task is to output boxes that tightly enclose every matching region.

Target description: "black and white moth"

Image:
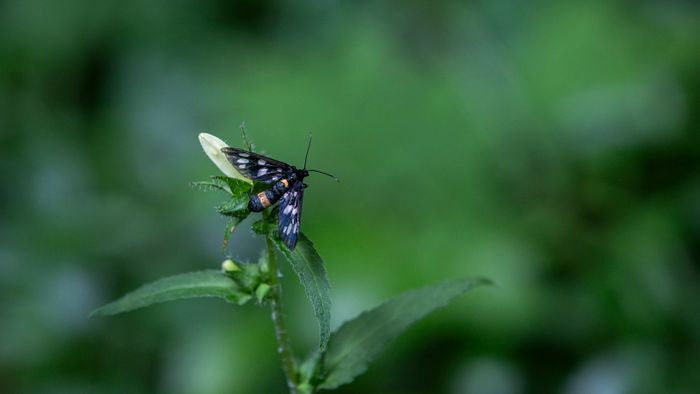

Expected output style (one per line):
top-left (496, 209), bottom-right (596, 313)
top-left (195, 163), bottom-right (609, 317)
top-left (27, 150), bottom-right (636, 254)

top-left (222, 139), bottom-right (336, 250)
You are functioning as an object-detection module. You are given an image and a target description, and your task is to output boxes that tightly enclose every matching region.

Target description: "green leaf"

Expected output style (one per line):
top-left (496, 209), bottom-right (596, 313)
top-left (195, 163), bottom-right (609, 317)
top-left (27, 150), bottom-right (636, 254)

top-left (191, 179), bottom-right (231, 194)
top-left (273, 233), bottom-right (332, 351)
top-left (212, 176), bottom-right (253, 196)
top-left (191, 176), bottom-right (252, 196)
top-left (318, 277), bottom-right (492, 390)
top-left (216, 198), bottom-right (250, 223)
top-left (90, 270), bottom-right (247, 318)
top-left (192, 176), bottom-right (251, 247)
top-left (216, 198), bottom-right (249, 217)
top-left (222, 216), bottom-right (243, 253)
top-left (216, 177), bottom-right (251, 214)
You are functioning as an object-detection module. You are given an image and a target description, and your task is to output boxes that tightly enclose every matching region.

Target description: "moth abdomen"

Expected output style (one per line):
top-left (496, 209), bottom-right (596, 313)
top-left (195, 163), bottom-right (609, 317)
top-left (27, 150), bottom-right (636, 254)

top-left (248, 178), bottom-right (291, 212)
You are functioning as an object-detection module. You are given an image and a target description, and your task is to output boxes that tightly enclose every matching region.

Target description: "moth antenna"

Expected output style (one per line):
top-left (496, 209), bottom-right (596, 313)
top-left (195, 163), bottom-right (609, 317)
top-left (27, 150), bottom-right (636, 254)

top-left (308, 169), bottom-right (340, 183)
top-left (303, 133), bottom-right (312, 170)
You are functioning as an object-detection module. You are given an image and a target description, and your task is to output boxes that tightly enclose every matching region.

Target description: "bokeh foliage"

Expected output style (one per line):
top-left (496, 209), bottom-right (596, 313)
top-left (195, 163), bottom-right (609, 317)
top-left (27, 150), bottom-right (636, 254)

top-left (1, 0), bottom-right (699, 393)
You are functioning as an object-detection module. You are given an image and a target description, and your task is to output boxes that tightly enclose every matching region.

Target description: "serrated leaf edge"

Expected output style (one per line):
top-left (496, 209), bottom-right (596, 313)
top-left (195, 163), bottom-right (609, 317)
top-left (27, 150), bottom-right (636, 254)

top-left (89, 270), bottom-right (244, 318)
top-left (318, 277), bottom-right (492, 390)
top-left (273, 234), bottom-right (332, 351)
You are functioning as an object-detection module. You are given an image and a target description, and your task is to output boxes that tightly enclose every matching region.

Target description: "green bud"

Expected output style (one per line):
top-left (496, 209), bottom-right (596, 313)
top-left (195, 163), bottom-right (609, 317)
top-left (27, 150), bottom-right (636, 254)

top-left (221, 259), bottom-right (240, 273)
top-left (221, 260), bottom-right (261, 294)
top-left (296, 383), bottom-right (314, 394)
top-left (255, 283), bottom-right (271, 303)
top-left (258, 254), bottom-right (269, 274)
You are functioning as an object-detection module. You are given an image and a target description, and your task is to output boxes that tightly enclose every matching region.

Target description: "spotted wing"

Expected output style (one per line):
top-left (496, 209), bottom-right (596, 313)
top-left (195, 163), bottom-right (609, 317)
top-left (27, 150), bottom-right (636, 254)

top-left (221, 147), bottom-right (293, 184)
top-left (278, 181), bottom-right (304, 250)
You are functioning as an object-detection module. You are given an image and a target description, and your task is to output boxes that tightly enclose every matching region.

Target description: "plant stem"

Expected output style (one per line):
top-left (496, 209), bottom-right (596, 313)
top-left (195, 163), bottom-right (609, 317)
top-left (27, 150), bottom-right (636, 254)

top-left (267, 235), bottom-right (298, 393)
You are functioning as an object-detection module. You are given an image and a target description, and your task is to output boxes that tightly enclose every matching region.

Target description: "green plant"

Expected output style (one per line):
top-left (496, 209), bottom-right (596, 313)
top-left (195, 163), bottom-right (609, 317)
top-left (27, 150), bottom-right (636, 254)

top-left (91, 129), bottom-right (491, 393)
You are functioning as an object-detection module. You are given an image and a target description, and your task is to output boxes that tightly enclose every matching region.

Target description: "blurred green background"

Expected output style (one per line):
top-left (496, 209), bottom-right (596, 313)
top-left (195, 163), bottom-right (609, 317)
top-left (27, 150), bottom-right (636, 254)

top-left (2, 0), bottom-right (700, 393)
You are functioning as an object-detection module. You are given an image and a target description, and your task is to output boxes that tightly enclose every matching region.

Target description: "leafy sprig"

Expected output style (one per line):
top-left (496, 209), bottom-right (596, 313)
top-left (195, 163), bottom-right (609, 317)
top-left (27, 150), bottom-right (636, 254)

top-left (91, 131), bottom-right (491, 393)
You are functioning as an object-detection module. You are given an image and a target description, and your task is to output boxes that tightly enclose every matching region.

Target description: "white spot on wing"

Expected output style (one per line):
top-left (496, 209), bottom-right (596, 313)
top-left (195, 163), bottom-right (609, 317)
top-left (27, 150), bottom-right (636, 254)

top-left (292, 208), bottom-right (298, 215)
top-left (283, 205), bottom-right (293, 214)
top-left (240, 164), bottom-right (247, 169)
top-left (258, 159), bottom-right (266, 165)
top-left (237, 158), bottom-right (249, 164)
top-left (239, 153), bottom-right (249, 157)
top-left (258, 168), bottom-right (268, 176)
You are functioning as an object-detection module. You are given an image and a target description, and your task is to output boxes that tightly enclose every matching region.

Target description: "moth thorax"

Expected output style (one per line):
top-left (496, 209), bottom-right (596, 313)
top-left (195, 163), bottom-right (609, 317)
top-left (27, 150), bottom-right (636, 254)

top-left (272, 178), bottom-right (292, 195)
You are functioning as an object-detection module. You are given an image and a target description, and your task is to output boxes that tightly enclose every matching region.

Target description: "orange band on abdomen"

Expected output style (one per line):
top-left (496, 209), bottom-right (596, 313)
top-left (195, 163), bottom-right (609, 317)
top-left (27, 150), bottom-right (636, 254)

top-left (257, 192), bottom-right (271, 208)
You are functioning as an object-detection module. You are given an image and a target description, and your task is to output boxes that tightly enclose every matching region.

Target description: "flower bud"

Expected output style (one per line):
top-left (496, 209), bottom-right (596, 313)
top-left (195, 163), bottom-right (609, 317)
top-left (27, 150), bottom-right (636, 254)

top-left (198, 132), bottom-right (252, 184)
top-left (255, 283), bottom-right (271, 303)
top-left (221, 259), bottom-right (240, 273)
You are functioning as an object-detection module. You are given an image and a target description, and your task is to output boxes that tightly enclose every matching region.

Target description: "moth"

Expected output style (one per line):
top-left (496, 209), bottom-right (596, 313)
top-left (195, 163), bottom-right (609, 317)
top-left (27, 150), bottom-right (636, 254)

top-left (222, 138), bottom-right (337, 250)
